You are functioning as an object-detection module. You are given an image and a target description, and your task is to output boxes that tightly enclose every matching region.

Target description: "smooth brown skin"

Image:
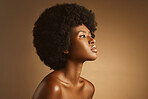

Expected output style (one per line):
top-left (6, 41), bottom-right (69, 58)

top-left (32, 24), bottom-right (97, 99)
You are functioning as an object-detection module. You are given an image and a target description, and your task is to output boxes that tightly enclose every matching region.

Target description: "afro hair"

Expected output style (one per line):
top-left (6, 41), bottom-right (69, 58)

top-left (33, 3), bottom-right (97, 70)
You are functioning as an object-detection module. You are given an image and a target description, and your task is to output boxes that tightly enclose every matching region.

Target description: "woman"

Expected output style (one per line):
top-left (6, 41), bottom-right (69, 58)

top-left (32, 3), bottom-right (97, 99)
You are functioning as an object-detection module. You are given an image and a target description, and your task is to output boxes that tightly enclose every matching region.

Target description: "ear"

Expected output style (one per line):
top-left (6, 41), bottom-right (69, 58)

top-left (64, 50), bottom-right (69, 54)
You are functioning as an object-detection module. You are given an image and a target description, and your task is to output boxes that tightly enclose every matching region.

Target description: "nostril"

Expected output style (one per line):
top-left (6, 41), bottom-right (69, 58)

top-left (91, 41), bottom-right (94, 44)
top-left (89, 40), bottom-right (94, 44)
top-left (89, 37), bottom-right (96, 45)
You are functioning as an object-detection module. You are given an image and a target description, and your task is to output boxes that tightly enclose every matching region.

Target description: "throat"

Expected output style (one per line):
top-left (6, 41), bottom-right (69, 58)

top-left (62, 60), bottom-right (84, 86)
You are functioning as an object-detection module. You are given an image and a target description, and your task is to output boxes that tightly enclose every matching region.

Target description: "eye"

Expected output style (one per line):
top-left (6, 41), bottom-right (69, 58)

top-left (79, 35), bottom-right (86, 38)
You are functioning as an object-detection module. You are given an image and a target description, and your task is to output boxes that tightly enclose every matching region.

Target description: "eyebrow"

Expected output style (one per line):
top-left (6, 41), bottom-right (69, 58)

top-left (77, 30), bottom-right (90, 34)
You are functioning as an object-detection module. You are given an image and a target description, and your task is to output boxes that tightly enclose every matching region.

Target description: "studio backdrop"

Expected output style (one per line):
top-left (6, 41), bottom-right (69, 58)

top-left (0, 0), bottom-right (148, 99)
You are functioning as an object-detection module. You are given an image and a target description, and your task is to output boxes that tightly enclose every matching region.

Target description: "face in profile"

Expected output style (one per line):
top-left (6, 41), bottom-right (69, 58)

top-left (67, 24), bottom-right (97, 62)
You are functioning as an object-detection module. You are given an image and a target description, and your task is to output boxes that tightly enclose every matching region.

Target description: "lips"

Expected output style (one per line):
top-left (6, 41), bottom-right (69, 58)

top-left (91, 45), bottom-right (97, 53)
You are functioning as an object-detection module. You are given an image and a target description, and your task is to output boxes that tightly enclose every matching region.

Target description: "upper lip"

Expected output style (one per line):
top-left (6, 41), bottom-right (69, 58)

top-left (91, 45), bottom-right (97, 50)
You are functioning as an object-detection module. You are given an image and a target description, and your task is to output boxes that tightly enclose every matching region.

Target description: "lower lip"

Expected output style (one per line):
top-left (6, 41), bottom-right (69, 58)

top-left (91, 49), bottom-right (97, 53)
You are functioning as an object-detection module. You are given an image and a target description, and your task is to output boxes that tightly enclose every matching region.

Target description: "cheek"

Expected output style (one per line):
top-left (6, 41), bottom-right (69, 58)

top-left (78, 42), bottom-right (90, 53)
top-left (72, 40), bottom-right (89, 51)
top-left (68, 40), bottom-right (91, 59)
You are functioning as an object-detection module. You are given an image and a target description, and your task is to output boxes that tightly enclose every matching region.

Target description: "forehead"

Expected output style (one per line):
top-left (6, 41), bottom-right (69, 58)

top-left (72, 24), bottom-right (90, 36)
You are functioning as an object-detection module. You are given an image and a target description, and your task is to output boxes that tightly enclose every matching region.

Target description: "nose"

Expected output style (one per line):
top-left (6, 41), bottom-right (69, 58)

top-left (89, 38), bottom-right (96, 45)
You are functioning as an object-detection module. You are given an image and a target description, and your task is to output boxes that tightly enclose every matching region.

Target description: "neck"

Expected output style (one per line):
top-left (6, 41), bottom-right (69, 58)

top-left (62, 59), bottom-right (84, 86)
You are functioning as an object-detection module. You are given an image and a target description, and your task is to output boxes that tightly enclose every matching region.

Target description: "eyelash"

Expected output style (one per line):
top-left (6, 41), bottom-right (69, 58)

top-left (79, 34), bottom-right (95, 38)
top-left (79, 35), bottom-right (86, 38)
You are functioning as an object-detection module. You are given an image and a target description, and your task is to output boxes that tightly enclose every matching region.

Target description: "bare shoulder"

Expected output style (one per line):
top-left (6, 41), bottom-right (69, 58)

top-left (32, 74), bottom-right (61, 99)
top-left (80, 77), bottom-right (95, 97)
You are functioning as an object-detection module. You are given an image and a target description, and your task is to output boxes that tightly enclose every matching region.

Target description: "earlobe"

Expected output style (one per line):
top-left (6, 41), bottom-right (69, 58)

top-left (64, 50), bottom-right (69, 54)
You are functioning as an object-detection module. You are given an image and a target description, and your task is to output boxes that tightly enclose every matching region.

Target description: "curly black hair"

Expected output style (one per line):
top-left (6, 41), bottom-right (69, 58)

top-left (33, 3), bottom-right (97, 70)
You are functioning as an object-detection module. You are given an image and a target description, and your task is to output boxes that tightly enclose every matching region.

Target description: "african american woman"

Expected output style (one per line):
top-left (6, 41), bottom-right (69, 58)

top-left (32, 3), bottom-right (98, 99)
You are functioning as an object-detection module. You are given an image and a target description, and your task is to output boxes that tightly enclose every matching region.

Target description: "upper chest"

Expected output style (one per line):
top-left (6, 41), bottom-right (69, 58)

top-left (59, 83), bottom-right (91, 99)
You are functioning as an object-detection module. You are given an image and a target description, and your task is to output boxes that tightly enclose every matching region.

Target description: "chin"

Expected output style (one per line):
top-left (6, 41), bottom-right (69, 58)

top-left (86, 55), bottom-right (97, 61)
top-left (86, 59), bottom-right (96, 62)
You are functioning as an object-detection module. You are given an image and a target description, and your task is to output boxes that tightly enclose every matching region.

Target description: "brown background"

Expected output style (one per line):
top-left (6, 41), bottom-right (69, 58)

top-left (0, 0), bottom-right (148, 99)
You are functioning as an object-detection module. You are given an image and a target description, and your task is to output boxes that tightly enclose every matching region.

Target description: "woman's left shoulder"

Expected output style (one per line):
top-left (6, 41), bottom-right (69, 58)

top-left (80, 77), bottom-right (95, 93)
